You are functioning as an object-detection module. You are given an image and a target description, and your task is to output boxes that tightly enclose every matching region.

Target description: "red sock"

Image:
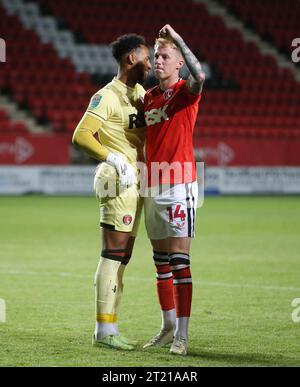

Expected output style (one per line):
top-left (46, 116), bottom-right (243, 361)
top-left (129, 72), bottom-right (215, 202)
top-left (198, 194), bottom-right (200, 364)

top-left (153, 251), bottom-right (175, 311)
top-left (169, 253), bottom-right (192, 317)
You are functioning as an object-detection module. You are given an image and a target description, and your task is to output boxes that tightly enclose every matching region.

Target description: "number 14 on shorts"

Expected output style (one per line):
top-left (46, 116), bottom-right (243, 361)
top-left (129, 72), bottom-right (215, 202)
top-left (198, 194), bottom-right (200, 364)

top-left (167, 205), bottom-right (186, 223)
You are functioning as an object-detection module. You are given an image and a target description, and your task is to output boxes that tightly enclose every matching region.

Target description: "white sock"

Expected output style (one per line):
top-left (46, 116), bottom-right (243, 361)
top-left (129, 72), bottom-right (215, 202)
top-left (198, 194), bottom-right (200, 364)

top-left (161, 309), bottom-right (176, 330)
top-left (95, 322), bottom-right (118, 340)
top-left (175, 317), bottom-right (189, 340)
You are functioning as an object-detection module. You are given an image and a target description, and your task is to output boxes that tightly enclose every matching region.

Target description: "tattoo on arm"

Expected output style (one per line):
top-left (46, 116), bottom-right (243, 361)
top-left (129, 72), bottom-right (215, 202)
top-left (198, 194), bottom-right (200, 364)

top-left (177, 39), bottom-right (205, 94)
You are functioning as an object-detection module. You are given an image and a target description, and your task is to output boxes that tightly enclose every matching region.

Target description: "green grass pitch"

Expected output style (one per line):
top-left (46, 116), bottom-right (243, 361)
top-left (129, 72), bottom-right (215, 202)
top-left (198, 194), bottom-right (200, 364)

top-left (0, 195), bottom-right (299, 367)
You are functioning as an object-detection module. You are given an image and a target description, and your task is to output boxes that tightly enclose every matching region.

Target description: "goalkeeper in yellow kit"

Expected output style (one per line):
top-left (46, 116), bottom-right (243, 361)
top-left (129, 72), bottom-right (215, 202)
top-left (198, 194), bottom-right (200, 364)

top-left (72, 34), bottom-right (151, 350)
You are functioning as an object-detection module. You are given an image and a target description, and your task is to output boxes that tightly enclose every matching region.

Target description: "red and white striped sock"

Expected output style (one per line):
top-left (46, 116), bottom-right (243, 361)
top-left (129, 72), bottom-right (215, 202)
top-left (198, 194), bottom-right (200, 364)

top-left (153, 251), bottom-right (176, 330)
top-left (169, 252), bottom-right (192, 339)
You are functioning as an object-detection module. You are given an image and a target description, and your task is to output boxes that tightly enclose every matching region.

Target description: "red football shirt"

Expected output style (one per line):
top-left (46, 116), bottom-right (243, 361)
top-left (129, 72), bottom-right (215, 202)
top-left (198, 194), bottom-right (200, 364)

top-left (144, 79), bottom-right (201, 186)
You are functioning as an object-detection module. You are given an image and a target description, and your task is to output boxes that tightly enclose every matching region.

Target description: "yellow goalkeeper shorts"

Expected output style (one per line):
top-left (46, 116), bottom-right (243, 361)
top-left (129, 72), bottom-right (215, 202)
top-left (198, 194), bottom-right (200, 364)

top-left (93, 162), bottom-right (142, 236)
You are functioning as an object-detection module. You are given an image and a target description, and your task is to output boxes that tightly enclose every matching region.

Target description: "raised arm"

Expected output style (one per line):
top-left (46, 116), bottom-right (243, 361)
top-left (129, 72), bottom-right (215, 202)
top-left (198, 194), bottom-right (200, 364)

top-left (159, 24), bottom-right (205, 94)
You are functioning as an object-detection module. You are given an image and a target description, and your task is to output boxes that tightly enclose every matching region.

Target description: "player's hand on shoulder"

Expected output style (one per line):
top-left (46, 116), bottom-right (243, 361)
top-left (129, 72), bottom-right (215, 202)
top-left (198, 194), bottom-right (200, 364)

top-left (106, 152), bottom-right (136, 188)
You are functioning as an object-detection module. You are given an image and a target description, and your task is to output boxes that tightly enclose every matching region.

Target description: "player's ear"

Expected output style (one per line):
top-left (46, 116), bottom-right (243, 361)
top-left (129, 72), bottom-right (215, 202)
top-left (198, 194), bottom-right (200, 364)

top-left (176, 59), bottom-right (184, 71)
top-left (127, 52), bottom-right (137, 65)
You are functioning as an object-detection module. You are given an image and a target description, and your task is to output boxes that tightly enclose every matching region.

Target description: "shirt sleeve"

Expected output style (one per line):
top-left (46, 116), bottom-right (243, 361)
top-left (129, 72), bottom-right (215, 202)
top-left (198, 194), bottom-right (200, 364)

top-left (180, 83), bottom-right (201, 107)
top-left (72, 114), bottom-right (110, 161)
top-left (86, 89), bottom-right (115, 123)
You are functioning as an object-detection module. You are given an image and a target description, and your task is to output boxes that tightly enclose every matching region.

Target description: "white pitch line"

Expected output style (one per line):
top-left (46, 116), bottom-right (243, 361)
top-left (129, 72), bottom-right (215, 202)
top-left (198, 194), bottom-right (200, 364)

top-left (0, 269), bottom-right (299, 293)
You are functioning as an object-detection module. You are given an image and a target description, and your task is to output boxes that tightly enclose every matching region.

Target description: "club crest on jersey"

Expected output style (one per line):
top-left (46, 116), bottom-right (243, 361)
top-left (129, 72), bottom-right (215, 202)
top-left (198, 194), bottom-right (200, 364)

top-left (123, 215), bottom-right (133, 225)
top-left (163, 89), bottom-right (173, 100)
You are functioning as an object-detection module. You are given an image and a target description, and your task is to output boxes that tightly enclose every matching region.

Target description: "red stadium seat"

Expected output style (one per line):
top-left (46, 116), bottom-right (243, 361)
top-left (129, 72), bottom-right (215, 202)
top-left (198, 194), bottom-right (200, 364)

top-left (1, 0), bottom-right (299, 139)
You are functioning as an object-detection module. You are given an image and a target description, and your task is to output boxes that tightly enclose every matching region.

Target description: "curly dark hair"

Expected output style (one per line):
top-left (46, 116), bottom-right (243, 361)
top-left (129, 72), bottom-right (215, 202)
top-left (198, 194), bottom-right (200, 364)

top-left (111, 34), bottom-right (146, 63)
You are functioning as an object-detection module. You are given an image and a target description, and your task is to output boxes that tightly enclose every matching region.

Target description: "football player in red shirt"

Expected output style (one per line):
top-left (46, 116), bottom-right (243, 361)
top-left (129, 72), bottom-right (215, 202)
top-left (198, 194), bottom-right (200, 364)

top-left (143, 25), bottom-right (205, 356)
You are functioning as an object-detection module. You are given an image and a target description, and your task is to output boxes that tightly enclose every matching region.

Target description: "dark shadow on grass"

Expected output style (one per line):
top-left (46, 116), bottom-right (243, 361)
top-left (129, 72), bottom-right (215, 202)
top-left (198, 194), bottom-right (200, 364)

top-left (186, 349), bottom-right (297, 367)
top-left (113, 346), bottom-right (297, 367)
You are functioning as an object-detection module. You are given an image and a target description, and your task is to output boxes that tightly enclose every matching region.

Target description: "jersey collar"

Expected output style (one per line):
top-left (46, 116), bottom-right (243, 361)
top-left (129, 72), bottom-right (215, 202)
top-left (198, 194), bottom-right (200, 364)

top-left (159, 78), bottom-right (182, 93)
top-left (113, 77), bottom-right (135, 93)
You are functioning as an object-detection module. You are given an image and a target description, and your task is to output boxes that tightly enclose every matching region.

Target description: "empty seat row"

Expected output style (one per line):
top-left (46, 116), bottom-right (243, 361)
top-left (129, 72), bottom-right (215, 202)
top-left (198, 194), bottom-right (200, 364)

top-left (0, 0), bottom-right (299, 138)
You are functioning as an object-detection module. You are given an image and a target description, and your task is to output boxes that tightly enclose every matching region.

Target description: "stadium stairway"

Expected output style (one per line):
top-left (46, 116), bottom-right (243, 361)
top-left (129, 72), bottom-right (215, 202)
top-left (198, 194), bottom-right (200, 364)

top-left (0, 4), bottom-right (51, 134)
top-left (1, 0), bottom-right (217, 85)
top-left (217, 0), bottom-right (300, 69)
top-left (195, 0), bottom-right (300, 81)
top-left (1, 0), bottom-right (300, 138)
top-left (0, 90), bottom-right (45, 135)
top-left (28, 0), bottom-right (300, 138)
top-left (0, 0), bottom-right (119, 76)
top-left (0, 0), bottom-right (99, 134)
top-left (0, 103), bottom-right (29, 133)
top-left (0, 0), bottom-right (227, 135)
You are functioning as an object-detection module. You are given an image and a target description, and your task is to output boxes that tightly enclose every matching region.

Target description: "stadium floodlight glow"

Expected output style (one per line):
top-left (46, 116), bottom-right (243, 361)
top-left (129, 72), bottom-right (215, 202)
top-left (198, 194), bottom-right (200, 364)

top-left (291, 298), bottom-right (300, 323)
top-left (291, 38), bottom-right (300, 63)
top-left (0, 299), bottom-right (6, 323)
top-left (0, 38), bottom-right (6, 63)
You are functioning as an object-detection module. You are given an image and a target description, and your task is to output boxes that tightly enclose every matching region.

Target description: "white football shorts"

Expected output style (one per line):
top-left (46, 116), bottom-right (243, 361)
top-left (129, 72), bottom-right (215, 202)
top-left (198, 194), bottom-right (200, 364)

top-left (144, 181), bottom-right (198, 240)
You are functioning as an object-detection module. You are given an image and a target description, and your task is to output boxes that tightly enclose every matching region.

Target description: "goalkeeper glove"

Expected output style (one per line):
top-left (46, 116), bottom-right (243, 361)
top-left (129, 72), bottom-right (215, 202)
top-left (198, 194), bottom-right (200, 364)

top-left (106, 152), bottom-right (136, 188)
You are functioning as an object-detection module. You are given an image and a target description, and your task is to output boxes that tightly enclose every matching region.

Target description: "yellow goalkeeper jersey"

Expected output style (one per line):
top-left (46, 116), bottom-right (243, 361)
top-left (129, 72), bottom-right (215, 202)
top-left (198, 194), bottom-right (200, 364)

top-left (84, 77), bottom-right (146, 164)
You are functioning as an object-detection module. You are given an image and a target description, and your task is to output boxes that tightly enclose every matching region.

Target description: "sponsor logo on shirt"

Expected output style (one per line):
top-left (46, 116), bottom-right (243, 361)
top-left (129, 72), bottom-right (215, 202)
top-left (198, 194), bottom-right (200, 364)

top-left (129, 113), bottom-right (145, 129)
top-left (145, 105), bottom-right (169, 126)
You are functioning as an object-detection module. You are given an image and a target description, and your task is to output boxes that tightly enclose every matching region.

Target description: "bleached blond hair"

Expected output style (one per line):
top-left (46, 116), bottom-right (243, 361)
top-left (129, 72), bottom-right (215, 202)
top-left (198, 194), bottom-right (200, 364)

top-left (154, 37), bottom-right (179, 51)
top-left (154, 38), bottom-right (183, 61)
